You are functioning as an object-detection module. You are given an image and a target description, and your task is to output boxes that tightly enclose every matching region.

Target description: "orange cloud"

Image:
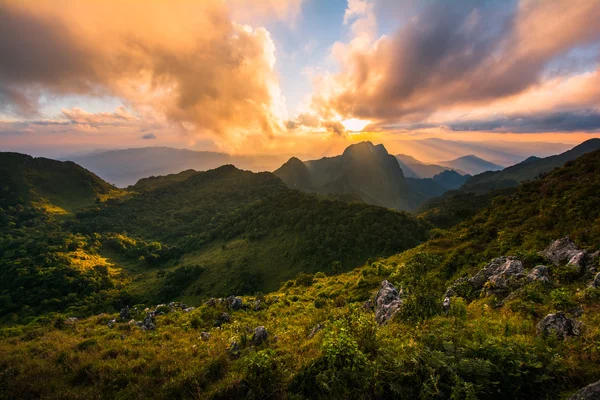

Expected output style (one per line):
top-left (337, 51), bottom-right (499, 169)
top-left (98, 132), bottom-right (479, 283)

top-left (0, 0), bottom-right (303, 150)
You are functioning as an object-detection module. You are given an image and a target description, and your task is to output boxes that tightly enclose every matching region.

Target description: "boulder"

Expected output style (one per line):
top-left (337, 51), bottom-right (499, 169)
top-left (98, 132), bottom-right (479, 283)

top-left (473, 257), bottom-right (524, 293)
top-left (226, 296), bottom-right (243, 310)
top-left (204, 298), bottom-right (217, 307)
top-left (119, 306), bottom-right (130, 320)
top-left (536, 312), bottom-right (583, 339)
top-left (142, 313), bottom-right (155, 331)
top-left (107, 319), bottom-right (117, 328)
top-left (252, 326), bottom-right (269, 345)
top-left (568, 251), bottom-right (589, 272)
top-left (200, 332), bottom-right (210, 341)
top-left (66, 317), bottom-right (78, 324)
top-left (568, 380), bottom-right (600, 400)
top-left (442, 297), bottom-right (451, 312)
top-left (183, 307), bottom-right (195, 313)
top-left (374, 280), bottom-right (403, 325)
top-left (541, 237), bottom-right (583, 266)
top-left (527, 265), bottom-right (550, 283)
top-left (216, 312), bottom-right (232, 326)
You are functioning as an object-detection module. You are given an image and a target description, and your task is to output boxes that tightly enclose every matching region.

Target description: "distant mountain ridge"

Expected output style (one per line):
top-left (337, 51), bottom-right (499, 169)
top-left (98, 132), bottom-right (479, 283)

top-left (395, 154), bottom-right (466, 178)
top-left (461, 138), bottom-right (600, 194)
top-left (438, 155), bottom-right (504, 175)
top-left (66, 147), bottom-right (289, 187)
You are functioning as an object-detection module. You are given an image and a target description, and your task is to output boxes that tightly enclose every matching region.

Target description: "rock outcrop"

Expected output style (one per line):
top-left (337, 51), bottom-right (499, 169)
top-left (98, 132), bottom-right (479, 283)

top-left (216, 312), bottom-right (232, 326)
top-left (568, 380), bottom-right (600, 400)
top-left (536, 312), bottom-right (583, 339)
top-left (252, 326), bottom-right (268, 345)
top-left (226, 296), bottom-right (243, 311)
top-left (473, 257), bottom-right (524, 294)
top-left (142, 313), bottom-right (155, 331)
top-left (540, 237), bottom-right (598, 274)
top-left (374, 280), bottom-right (403, 325)
top-left (527, 265), bottom-right (550, 283)
top-left (446, 257), bottom-right (525, 298)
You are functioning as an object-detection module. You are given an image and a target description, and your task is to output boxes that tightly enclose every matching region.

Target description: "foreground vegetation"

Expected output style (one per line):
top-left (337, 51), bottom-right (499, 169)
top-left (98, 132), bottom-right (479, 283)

top-left (1, 149), bottom-right (600, 399)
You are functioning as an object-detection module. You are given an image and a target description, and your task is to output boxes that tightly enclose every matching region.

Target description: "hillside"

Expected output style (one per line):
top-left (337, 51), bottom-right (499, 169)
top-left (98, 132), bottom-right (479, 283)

top-left (461, 138), bottom-right (600, 194)
top-left (1, 149), bottom-right (600, 399)
top-left (76, 165), bottom-right (430, 299)
top-left (67, 147), bottom-right (289, 187)
top-left (275, 142), bottom-right (414, 211)
top-left (438, 154), bottom-right (504, 175)
top-left (0, 152), bottom-right (119, 215)
top-left (420, 139), bottom-right (600, 228)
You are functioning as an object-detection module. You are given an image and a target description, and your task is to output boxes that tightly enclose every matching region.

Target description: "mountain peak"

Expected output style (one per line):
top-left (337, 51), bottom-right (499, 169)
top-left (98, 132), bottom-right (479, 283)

top-left (342, 141), bottom-right (389, 157)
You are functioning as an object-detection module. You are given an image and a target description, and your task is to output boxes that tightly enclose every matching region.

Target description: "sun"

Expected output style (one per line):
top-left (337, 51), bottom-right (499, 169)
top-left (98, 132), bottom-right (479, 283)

top-left (341, 118), bottom-right (371, 132)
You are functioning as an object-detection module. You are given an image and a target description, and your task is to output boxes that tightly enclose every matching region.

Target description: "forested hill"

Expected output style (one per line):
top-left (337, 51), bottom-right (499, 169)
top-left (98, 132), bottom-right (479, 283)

top-left (0, 152), bottom-right (117, 214)
top-left (421, 147), bottom-right (600, 273)
top-left (75, 164), bottom-right (431, 296)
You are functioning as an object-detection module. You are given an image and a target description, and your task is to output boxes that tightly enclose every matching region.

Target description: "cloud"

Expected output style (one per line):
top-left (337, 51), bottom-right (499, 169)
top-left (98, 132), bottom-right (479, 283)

top-left (141, 133), bottom-right (157, 140)
top-left (446, 110), bottom-right (600, 133)
top-left (0, 0), bottom-right (303, 150)
top-left (309, 0), bottom-right (600, 128)
top-left (61, 107), bottom-right (138, 127)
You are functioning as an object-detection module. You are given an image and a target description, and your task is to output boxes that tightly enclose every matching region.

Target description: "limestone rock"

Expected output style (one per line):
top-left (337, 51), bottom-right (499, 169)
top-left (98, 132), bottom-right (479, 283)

top-left (252, 326), bottom-right (268, 345)
top-left (226, 296), bottom-right (243, 310)
top-left (527, 265), bottom-right (550, 283)
top-left (536, 312), bottom-right (583, 339)
top-left (568, 380), bottom-right (600, 400)
top-left (474, 257), bottom-right (524, 293)
top-left (142, 313), bottom-right (155, 331)
top-left (541, 237), bottom-right (583, 266)
top-left (216, 312), bottom-right (231, 326)
top-left (374, 280), bottom-right (403, 325)
top-left (205, 298), bottom-right (217, 307)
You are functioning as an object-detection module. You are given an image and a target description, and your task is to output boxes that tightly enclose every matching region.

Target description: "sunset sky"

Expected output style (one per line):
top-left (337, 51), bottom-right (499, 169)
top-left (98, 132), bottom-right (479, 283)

top-left (1, 0), bottom-right (600, 161)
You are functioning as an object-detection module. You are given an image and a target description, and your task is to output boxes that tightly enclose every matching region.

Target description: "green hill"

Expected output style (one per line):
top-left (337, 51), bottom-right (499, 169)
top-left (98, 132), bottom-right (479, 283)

top-left (0, 152), bottom-right (118, 215)
top-left (420, 139), bottom-right (600, 229)
top-left (76, 165), bottom-right (430, 299)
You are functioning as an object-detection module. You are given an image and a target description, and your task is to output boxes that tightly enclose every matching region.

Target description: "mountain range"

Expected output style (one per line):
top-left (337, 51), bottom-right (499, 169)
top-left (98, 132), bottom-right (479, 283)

top-left (66, 147), bottom-right (290, 187)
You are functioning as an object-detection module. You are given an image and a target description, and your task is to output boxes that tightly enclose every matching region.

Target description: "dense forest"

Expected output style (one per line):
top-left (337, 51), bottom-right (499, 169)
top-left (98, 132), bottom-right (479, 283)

top-left (1, 149), bottom-right (600, 399)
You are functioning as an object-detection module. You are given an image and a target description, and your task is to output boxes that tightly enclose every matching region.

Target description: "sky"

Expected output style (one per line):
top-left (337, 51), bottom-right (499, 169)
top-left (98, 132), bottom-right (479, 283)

top-left (1, 0), bottom-right (600, 162)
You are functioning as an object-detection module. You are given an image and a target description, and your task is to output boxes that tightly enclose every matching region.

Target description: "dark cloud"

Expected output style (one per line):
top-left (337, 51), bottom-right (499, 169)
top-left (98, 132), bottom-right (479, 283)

top-left (141, 133), bottom-right (157, 139)
top-left (447, 110), bottom-right (600, 133)
top-left (313, 0), bottom-right (600, 123)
